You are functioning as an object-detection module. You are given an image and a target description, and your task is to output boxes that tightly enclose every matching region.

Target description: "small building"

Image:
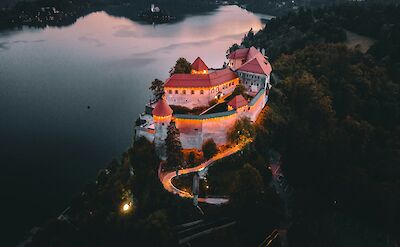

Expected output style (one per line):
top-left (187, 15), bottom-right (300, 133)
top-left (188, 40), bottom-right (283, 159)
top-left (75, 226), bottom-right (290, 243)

top-left (165, 57), bottom-right (239, 109)
top-left (227, 94), bottom-right (248, 111)
top-left (228, 46), bottom-right (272, 94)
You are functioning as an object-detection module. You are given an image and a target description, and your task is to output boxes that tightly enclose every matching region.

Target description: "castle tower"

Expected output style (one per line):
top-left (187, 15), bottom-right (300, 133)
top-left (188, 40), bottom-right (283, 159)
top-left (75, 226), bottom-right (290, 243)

top-left (191, 57), bottom-right (208, 74)
top-left (152, 97), bottom-right (173, 159)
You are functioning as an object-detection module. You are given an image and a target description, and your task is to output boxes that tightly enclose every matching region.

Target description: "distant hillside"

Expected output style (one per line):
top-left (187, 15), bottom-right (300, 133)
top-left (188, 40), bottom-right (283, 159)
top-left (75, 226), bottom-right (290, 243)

top-left (235, 3), bottom-right (400, 80)
top-left (0, 0), bottom-right (27, 8)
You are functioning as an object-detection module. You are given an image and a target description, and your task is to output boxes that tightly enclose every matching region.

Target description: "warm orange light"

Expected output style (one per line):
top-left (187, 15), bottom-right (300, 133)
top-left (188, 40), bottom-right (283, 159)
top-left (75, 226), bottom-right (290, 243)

top-left (121, 201), bottom-right (134, 214)
top-left (154, 115), bottom-right (172, 121)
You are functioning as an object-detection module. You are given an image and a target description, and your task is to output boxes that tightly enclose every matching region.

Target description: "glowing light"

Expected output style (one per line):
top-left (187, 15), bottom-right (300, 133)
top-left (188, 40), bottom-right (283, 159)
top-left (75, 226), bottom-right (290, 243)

top-left (121, 201), bottom-right (134, 214)
top-left (122, 203), bottom-right (130, 211)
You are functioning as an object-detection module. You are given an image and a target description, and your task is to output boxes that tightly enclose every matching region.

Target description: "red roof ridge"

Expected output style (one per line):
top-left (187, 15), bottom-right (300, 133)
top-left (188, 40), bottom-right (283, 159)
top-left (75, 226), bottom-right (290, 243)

top-left (228, 94), bottom-right (248, 109)
top-left (227, 47), bottom-right (249, 59)
top-left (237, 55), bottom-right (272, 75)
top-left (164, 68), bottom-right (237, 88)
top-left (152, 98), bottom-right (173, 116)
top-left (191, 57), bottom-right (208, 71)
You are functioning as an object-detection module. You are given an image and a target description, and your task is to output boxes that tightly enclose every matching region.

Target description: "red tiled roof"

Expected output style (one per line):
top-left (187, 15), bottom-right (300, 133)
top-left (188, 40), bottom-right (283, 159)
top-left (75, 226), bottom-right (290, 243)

top-left (246, 46), bottom-right (260, 61)
top-left (191, 57), bottom-right (208, 71)
top-left (228, 94), bottom-right (248, 109)
top-left (227, 47), bottom-right (249, 59)
top-left (227, 46), bottom-right (261, 60)
top-left (237, 56), bottom-right (272, 75)
top-left (152, 98), bottom-right (173, 116)
top-left (164, 68), bottom-right (237, 88)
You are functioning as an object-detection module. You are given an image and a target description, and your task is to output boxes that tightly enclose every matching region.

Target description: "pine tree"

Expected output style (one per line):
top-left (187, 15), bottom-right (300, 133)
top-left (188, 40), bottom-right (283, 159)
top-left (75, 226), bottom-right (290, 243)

top-left (149, 78), bottom-right (164, 102)
top-left (169, 57), bottom-right (192, 75)
top-left (165, 121), bottom-right (184, 169)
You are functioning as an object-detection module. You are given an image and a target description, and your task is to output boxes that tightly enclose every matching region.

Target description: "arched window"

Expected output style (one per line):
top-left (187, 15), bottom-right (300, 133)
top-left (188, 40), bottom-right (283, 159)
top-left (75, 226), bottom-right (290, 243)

top-left (175, 90), bottom-right (178, 94)
top-left (191, 90), bottom-right (195, 94)
top-left (182, 90), bottom-right (186, 94)
top-left (200, 90), bottom-right (204, 95)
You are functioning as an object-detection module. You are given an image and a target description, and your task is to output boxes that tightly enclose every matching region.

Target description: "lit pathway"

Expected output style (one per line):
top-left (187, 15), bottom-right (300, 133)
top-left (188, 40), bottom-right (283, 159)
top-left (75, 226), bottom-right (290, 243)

top-left (159, 144), bottom-right (244, 205)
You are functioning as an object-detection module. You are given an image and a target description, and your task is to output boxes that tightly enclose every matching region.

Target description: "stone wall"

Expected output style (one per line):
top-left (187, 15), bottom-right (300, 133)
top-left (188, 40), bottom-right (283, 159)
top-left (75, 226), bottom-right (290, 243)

top-left (135, 89), bottom-right (268, 151)
top-left (175, 89), bottom-right (267, 149)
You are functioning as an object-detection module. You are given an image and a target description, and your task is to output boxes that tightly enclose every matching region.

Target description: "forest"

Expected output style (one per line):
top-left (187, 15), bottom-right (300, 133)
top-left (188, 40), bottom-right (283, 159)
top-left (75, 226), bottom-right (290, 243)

top-left (238, 3), bottom-right (400, 245)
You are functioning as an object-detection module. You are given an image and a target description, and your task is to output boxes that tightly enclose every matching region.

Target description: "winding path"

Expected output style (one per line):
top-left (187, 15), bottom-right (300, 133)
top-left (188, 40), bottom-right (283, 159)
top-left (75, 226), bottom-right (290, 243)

top-left (159, 144), bottom-right (244, 205)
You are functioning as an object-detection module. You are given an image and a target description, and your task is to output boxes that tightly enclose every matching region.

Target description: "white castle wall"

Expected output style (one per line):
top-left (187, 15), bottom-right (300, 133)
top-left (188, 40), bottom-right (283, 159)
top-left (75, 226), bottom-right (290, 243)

top-left (237, 71), bottom-right (269, 94)
top-left (165, 78), bottom-right (239, 109)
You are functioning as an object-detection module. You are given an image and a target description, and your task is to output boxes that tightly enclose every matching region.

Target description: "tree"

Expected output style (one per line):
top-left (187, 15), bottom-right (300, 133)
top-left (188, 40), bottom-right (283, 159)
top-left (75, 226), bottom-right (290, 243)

top-left (242, 28), bottom-right (255, 47)
top-left (226, 43), bottom-right (240, 56)
top-left (228, 117), bottom-right (255, 144)
top-left (228, 163), bottom-right (283, 246)
top-left (232, 84), bottom-right (246, 97)
top-left (188, 151), bottom-right (195, 164)
top-left (149, 78), bottom-right (164, 102)
top-left (202, 138), bottom-right (218, 159)
top-left (165, 121), bottom-right (184, 169)
top-left (137, 210), bottom-right (174, 246)
top-left (230, 163), bottom-right (264, 208)
top-left (169, 57), bottom-right (192, 75)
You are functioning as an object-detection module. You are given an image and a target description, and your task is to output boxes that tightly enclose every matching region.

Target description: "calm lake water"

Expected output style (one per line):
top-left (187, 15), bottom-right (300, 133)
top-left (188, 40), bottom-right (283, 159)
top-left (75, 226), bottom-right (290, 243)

top-left (0, 5), bottom-right (271, 244)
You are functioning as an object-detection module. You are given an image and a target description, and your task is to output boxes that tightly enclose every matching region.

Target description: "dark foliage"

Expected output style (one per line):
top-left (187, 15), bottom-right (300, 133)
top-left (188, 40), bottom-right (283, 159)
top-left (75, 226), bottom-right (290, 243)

top-left (165, 121), bottom-right (184, 170)
top-left (257, 43), bottom-right (400, 245)
top-left (169, 57), bottom-right (192, 75)
top-left (202, 138), bottom-right (218, 159)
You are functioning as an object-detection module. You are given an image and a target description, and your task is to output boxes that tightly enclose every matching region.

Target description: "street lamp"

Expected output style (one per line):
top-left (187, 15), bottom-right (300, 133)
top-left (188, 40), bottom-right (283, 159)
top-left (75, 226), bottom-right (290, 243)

top-left (121, 201), bottom-right (134, 214)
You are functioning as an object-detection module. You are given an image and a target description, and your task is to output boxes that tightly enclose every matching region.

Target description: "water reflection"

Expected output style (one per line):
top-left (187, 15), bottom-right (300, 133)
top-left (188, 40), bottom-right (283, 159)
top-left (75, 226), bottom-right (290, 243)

top-left (0, 5), bottom-right (271, 244)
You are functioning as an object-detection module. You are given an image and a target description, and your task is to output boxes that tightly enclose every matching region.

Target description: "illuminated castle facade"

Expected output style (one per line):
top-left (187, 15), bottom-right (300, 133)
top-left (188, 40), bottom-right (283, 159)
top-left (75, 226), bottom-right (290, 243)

top-left (135, 46), bottom-right (272, 157)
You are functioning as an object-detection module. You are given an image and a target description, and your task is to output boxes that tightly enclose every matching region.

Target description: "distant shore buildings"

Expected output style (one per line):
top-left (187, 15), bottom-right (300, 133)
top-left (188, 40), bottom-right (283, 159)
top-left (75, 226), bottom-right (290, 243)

top-left (138, 4), bottom-right (175, 24)
top-left (135, 46), bottom-right (272, 158)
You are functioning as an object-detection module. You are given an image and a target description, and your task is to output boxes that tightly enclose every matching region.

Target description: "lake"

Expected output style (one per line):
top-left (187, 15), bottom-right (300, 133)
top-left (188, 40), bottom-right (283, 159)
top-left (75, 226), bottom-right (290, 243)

top-left (0, 5), bottom-right (271, 244)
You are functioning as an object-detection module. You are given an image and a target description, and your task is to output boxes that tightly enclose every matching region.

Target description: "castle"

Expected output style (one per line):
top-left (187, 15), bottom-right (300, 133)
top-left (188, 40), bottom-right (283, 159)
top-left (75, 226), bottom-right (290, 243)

top-left (135, 46), bottom-right (272, 158)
